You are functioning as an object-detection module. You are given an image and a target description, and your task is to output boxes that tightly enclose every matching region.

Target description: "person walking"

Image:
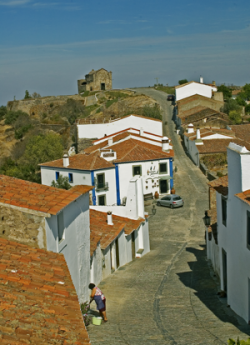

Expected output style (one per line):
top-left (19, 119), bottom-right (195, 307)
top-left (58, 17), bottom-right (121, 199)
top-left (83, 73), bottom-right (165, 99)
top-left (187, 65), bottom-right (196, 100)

top-left (89, 283), bottom-right (108, 322)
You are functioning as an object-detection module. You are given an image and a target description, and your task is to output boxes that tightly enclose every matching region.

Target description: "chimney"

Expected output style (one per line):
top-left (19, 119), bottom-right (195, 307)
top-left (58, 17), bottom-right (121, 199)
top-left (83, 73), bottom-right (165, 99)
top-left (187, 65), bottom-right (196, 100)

top-left (187, 123), bottom-right (194, 134)
top-left (108, 137), bottom-right (113, 146)
top-left (195, 128), bottom-right (203, 145)
top-left (200, 75), bottom-right (203, 84)
top-left (107, 211), bottom-right (113, 225)
top-left (140, 128), bottom-right (144, 136)
top-left (63, 154), bottom-right (69, 167)
top-left (162, 136), bottom-right (169, 152)
top-left (212, 81), bottom-right (216, 86)
top-left (227, 143), bottom-right (250, 198)
top-left (196, 128), bottom-right (201, 140)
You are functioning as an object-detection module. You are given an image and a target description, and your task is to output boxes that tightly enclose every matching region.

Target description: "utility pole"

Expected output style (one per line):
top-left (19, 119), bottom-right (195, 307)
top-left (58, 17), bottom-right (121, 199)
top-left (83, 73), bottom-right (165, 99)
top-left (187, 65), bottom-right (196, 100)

top-left (155, 78), bottom-right (158, 86)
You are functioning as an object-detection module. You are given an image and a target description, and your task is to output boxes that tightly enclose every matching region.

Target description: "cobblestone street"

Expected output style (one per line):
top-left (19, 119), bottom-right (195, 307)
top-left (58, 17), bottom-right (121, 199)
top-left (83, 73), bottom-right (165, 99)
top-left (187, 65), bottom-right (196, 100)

top-left (88, 89), bottom-right (250, 344)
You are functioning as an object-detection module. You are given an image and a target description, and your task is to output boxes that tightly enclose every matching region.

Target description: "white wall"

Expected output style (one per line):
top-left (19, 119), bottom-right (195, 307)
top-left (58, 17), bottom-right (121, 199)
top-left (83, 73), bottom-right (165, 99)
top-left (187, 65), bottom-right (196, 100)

top-left (203, 134), bottom-right (233, 140)
top-left (94, 168), bottom-right (116, 206)
top-left (41, 167), bottom-right (91, 187)
top-left (90, 242), bottom-right (103, 287)
top-left (46, 193), bottom-right (90, 303)
top-left (175, 82), bottom-right (217, 102)
top-left (77, 115), bottom-right (162, 139)
top-left (118, 159), bottom-right (171, 203)
top-left (185, 138), bottom-right (199, 166)
top-left (206, 227), bottom-right (220, 278)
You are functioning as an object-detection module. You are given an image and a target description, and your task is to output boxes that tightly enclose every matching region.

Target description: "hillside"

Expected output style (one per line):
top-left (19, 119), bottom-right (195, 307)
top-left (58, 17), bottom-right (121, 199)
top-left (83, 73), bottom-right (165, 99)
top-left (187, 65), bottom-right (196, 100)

top-left (0, 89), bottom-right (161, 182)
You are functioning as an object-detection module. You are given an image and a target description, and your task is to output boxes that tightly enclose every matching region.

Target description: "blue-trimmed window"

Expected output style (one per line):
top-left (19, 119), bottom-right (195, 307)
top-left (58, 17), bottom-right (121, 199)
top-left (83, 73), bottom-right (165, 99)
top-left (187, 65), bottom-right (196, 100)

top-left (68, 173), bottom-right (73, 183)
top-left (55, 172), bottom-right (60, 180)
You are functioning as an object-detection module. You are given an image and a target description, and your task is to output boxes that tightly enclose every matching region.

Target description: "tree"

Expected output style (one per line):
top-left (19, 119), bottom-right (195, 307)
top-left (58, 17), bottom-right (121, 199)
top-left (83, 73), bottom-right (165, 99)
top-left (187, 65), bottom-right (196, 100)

top-left (221, 98), bottom-right (242, 115)
top-left (178, 79), bottom-right (188, 85)
top-left (51, 175), bottom-right (72, 190)
top-left (24, 90), bottom-right (31, 99)
top-left (22, 133), bottom-right (63, 167)
top-left (0, 106), bottom-right (7, 120)
top-left (229, 110), bottom-right (242, 124)
top-left (217, 85), bottom-right (232, 99)
top-left (245, 104), bottom-right (250, 114)
top-left (5, 110), bottom-right (29, 125)
top-left (32, 92), bottom-right (41, 99)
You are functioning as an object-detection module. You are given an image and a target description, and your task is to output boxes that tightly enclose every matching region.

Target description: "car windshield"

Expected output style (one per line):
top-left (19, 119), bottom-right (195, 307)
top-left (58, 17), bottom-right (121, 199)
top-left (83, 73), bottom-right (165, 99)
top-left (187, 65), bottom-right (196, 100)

top-left (173, 196), bottom-right (181, 201)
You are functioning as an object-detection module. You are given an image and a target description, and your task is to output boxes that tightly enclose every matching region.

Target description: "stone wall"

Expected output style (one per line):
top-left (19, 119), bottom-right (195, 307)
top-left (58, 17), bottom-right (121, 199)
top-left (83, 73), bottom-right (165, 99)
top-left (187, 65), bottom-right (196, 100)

top-left (0, 205), bottom-right (47, 249)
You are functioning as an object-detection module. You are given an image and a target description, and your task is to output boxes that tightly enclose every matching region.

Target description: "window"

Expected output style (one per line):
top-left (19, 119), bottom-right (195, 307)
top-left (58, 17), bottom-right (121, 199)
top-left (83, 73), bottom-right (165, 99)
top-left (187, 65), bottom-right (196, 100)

top-left (55, 172), bottom-right (60, 180)
top-left (133, 165), bottom-right (142, 176)
top-left (247, 211), bottom-right (250, 249)
top-left (221, 196), bottom-right (227, 226)
top-left (159, 163), bottom-right (167, 174)
top-left (98, 195), bottom-right (106, 205)
top-left (58, 212), bottom-right (65, 242)
top-left (68, 173), bottom-right (73, 183)
top-left (96, 173), bottom-right (105, 189)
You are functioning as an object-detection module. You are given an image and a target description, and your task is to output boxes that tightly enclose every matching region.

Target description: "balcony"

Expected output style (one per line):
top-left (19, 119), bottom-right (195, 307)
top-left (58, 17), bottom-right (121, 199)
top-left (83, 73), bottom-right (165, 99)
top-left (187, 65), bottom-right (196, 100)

top-left (95, 182), bottom-right (109, 191)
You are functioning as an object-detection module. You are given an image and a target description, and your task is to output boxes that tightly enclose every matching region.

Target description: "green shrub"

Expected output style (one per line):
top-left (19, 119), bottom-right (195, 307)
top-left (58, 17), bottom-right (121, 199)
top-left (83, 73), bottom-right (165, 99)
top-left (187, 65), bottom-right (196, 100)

top-left (229, 110), bottom-right (242, 124)
top-left (228, 338), bottom-right (250, 345)
top-left (106, 99), bottom-right (118, 108)
top-left (245, 104), bottom-right (250, 114)
top-left (5, 110), bottom-right (29, 125)
top-left (0, 106), bottom-right (7, 120)
top-left (142, 104), bottom-right (162, 120)
top-left (15, 124), bottom-right (33, 139)
top-left (51, 175), bottom-right (71, 190)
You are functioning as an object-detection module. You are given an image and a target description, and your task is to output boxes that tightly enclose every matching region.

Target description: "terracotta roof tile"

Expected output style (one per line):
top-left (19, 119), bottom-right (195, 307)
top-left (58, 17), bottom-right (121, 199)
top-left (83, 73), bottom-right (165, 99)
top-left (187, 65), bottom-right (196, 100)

top-left (208, 176), bottom-right (228, 196)
top-left (235, 189), bottom-right (250, 206)
top-left (179, 107), bottom-right (229, 124)
top-left (230, 124), bottom-right (250, 143)
top-left (177, 94), bottom-right (222, 106)
top-left (110, 138), bottom-right (174, 163)
top-left (196, 139), bottom-right (250, 154)
top-left (0, 238), bottom-right (90, 344)
top-left (90, 209), bottom-right (145, 252)
top-left (40, 151), bottom-right (114, 170)
top-left (0, 175), bottom-right (91, 215)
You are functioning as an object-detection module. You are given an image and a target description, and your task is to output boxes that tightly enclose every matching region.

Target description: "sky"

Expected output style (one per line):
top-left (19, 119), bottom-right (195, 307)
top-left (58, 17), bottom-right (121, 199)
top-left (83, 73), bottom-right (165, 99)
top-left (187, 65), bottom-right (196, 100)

top-left (0, 0), bottom-right (250, 106)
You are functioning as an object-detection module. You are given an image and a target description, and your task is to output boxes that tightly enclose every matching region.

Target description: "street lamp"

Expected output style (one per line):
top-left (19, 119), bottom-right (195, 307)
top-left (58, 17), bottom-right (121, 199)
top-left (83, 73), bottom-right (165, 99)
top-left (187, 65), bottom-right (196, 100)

top-left (203, 211), bottom-right (211, 227)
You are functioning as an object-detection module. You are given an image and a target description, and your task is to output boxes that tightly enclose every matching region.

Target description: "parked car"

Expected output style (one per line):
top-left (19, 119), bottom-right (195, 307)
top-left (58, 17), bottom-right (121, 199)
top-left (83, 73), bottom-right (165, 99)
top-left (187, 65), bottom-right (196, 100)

top-left (157, 194), bottom-right (184, 208)
top-left (167, 94), bottom-right (175, 101)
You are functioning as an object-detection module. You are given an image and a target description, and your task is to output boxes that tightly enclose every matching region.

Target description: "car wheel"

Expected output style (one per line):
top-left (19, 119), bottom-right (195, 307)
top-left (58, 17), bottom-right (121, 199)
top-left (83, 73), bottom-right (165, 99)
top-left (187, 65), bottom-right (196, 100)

top-left (157, 201), bottom-right (160, 206)
top-left (170, 204), bottom-right (174, 209)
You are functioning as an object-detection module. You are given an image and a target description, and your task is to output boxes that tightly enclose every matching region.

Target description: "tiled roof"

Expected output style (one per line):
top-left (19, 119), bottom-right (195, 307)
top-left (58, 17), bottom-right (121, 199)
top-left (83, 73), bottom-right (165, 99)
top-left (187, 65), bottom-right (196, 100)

top-left (230, 124), bottom-right (250, 144)
top-left (85, 131), bottom-right (162, 154)
top-left (175, 81), bottom-right (216, 89)
top-left (185, 128), bottom-right (235, 140)
top-left (180, 107), bottom-right (229, 124)
top-left (84, 132), bottom-right (131, 154)
top-left (0, 238), bottom-right (90, 344)
top-left (40, 151), bottom-right (114, 171)
top-left (110, 138), bottom-right (174, 163)
top-left (177, 94), bottom-right (223, 106)
top-left (90, 209), bottom-right (144, 251)
top-left (196, 139), bottom-right (250, 154)
top-left (235, 189), bottom-right (250, 206)
top-left (208, 176), bottom-right (228, 196)
top-left (0, 175), bottom-right (91, 215)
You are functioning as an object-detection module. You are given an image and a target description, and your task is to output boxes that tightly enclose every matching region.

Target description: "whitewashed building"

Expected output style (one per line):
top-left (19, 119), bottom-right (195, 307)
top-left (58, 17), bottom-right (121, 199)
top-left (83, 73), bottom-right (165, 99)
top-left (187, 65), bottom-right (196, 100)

top-left (89, 175), bottom-right (149, 286)
top-left (40, 134), bottom-right (174, 205)
top-left (77, 114), bottom-right (163, 139)
top-left (206, 143), bottom-right (250, 323)
top-left (175, 79), bottom-right (217, 102)
top-left (183, 126), bottom-right (249, 166)
top-left (0, 175), bottom-right (93, 303)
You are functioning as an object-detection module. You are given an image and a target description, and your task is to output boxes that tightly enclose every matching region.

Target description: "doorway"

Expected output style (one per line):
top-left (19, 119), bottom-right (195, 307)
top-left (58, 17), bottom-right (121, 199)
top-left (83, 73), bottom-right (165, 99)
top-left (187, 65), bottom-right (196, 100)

top-left (115, 238), bottom-right (119, 268)
top-left (131, 231), bottom-right (136, 259)
top-left (101, 83), bottom-right (105, 90)
top-left (222, 249), bottom-right (227, 292)
top-left (160, 179), bottom-right (168, 194)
